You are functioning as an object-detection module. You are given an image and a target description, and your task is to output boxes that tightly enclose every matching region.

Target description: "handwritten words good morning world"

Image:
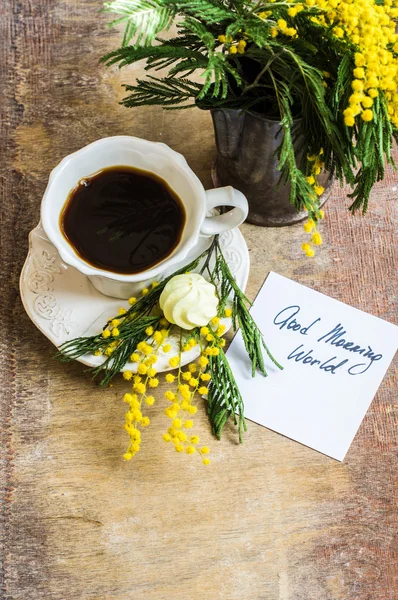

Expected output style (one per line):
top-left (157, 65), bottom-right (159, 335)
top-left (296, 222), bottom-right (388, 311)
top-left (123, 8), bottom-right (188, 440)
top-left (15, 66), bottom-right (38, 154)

top-left (273, 306), bottom-right (383, 376)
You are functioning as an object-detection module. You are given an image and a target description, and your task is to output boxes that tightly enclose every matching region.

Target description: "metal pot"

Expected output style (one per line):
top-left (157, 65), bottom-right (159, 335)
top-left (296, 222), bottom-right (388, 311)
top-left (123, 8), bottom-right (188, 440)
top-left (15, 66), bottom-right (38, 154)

top-left (210, 108), bottom-right (332, 226)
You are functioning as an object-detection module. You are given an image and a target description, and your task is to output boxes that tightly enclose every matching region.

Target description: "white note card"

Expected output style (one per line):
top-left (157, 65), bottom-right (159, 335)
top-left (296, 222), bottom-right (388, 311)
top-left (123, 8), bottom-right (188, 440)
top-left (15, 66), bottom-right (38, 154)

top-left (227, 272), bottom-right (398, 461)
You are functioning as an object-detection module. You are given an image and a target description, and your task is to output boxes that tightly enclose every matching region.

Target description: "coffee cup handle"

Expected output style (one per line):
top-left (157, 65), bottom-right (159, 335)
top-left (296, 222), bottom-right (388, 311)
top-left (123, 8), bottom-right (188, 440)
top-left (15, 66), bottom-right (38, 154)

top-left (200, 186), bottom-right (248, 236)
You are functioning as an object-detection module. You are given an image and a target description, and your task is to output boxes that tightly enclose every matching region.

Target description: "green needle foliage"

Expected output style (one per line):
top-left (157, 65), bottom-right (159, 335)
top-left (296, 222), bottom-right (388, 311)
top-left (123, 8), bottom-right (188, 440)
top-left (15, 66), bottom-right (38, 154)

top-left (101, 0), bottom-right (398, 218)
top-left (207, 346), bottom-right (248, 442)
top-left (204, 238), bottom-right (283, 377)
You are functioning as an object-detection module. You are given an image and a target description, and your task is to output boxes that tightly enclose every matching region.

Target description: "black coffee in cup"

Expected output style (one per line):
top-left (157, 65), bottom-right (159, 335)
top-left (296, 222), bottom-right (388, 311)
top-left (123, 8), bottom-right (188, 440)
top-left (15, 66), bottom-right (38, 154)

top-left (60, 166), bottom-right (186, 274)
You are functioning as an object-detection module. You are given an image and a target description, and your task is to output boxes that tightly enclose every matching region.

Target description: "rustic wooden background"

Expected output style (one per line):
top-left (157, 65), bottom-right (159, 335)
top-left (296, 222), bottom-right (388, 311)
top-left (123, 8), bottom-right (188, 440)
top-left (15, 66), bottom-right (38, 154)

top-left (1, 2), bottom-right (397, 599)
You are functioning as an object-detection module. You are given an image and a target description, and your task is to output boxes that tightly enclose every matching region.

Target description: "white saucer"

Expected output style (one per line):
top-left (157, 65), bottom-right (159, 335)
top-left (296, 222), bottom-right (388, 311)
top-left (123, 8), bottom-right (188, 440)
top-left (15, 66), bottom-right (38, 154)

top-left (20, 223), bottom-right (250, 372)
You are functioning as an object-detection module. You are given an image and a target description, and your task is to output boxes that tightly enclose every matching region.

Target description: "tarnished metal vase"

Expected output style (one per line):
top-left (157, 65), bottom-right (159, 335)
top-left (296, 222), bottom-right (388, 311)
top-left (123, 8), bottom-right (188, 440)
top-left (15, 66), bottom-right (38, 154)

top-left (211, 108), bottom-right (332, 227)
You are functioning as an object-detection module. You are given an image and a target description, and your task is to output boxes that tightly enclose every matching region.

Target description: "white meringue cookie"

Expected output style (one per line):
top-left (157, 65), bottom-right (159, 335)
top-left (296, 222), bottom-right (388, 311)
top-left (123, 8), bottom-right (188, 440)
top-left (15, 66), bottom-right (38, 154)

top-left (159, 273), bottom-right (219, 330)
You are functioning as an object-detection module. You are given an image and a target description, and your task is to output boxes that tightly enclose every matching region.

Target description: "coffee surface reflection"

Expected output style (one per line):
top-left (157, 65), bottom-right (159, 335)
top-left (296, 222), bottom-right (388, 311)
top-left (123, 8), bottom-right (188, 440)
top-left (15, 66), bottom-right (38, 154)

top-left (60, 166), bottom-right (186, 274)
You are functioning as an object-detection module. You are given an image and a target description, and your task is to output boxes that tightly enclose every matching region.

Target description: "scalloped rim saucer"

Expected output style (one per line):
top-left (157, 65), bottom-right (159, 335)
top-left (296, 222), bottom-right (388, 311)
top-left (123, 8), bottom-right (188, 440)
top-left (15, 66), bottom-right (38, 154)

top-left (20, 223), bottom-right (250, 372)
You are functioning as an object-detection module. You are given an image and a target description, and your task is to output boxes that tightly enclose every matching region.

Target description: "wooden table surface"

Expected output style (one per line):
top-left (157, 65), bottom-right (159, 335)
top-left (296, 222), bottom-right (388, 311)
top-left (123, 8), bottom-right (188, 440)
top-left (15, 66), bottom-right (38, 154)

top-left (1, 2), bottom-right (397, 599)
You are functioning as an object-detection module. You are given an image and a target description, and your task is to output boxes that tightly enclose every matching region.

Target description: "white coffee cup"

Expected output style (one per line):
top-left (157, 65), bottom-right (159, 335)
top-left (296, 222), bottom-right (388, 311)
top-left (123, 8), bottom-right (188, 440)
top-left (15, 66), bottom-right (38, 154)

top-left (41, 136), bottom-right (248, 299)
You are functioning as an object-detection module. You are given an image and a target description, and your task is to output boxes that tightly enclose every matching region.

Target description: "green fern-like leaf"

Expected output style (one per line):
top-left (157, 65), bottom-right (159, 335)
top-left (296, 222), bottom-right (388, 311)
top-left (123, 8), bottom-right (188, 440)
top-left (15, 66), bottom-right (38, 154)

top-left (121, 75), bottom-right (201, 107)
top-left (164, 0), bottom-right (233, 24)
top-left (103, 0), bottom-right (175, 46)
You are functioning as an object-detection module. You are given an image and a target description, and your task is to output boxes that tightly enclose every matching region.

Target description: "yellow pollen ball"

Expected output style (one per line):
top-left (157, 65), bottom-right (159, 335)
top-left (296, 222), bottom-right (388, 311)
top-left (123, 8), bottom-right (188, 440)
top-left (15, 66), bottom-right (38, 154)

top-left (169, 356), bottom-right (180, 368)
top-left (153, 331), bottom-right (163, 344)
top-left (198, 356), bottom-right (209, 368)
top-left (314, 185), bottom-right (325, 196)
top-left (333, 27), bottom-right (344, 38)
top-left (312, 232), bottom-right (323, 245)
top-left (361, 109), bottom-right (373, 121)
top-left (344, 116), bottom-right (355, 126)
top-left (352, 80), bottom-right (364, 92)
top-left (134, 382), bottom-right (146, 394)
top-left (354, 53), bottom-right (366, 67)
top-left (353, 67), bottom-right (365, 79)
top-left (349, 93), bottom-right (363, 106)
top-left (361, 96), bottom-right (373, 108)
top-left (343, 107), bottom-right (355, 118)
top-left (237, 40), bottom-right (246, 54)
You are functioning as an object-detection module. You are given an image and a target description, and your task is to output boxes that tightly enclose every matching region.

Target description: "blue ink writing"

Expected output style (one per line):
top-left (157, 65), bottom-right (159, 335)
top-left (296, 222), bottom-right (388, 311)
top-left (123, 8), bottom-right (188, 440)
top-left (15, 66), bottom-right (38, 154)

top-left (287, 344), bottom-right (349, 374)
top-left (272, 306), bottom-right (383, 376)
top-left (273, 305), bottom-right (321, 335)
top-left (317, 324), bottom-right (382, 374)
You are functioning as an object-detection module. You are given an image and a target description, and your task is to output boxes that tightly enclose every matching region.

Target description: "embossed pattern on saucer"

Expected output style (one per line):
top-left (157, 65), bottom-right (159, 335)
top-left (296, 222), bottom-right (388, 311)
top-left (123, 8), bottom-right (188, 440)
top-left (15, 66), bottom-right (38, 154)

top-left (20, 223), bottom-right (250, 372)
